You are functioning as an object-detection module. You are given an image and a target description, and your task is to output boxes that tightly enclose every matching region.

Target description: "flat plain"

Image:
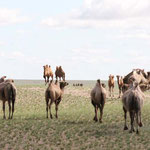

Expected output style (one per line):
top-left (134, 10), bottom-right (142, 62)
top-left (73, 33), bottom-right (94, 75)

top-left (0, 80), bottom-right (150, 150)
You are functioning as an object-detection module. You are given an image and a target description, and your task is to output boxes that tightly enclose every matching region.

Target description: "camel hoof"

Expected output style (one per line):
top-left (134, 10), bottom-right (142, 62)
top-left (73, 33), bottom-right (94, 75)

top-left (3, 117), bottom-right (6, 120)
top-left (136, 130), bottom-right (139, 134)
top-left (139, 122), bottom-right (143, 127)
top-left (50, 115), bottom-right (53, 119)
top-left (124, 126), bottom-right (128, 130)
top-left (93, 117), bottom-right (98, 122)
top-left (99, 120), bottom-right (102, 123)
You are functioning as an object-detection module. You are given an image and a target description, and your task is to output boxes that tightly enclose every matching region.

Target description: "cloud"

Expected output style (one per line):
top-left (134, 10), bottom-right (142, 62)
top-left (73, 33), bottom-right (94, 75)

top-left (71, 47), bottom-right (117, 64)
top-left (0, 51), bottom-right (46, 65)
top-left (41, 0), bottom-right (150, 29)
top-left (0, 8), bottom-right (29, 25)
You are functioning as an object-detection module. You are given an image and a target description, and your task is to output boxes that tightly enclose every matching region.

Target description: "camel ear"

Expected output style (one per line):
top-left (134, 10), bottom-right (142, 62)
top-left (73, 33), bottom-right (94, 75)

top-left (43, 66), bottom-right (45, 68)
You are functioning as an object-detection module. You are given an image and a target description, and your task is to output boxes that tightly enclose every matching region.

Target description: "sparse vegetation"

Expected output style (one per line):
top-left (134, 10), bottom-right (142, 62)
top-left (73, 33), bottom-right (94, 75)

top-left (0, 80), bottom-right (150, 149)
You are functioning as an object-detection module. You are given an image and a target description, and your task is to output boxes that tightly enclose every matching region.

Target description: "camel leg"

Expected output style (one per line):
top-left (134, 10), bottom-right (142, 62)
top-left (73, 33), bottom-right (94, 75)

top-left (49, 100), bottom-right (53, 119)
top-left (112, 87), bottom-right (114, 97)
top-left (8, 101), bottom-right (11, 119)
top-left (118, 87), bottom-right (121, 98)
top-left (46, 98), bottom-right (49, 118)
top-left (129, 111), bottom-right (135, 133)
top-left (123, 107), bottom-right (128, 130)
top-left (136, 112), bottom-right (139, 134)
top-left (99, 105), bottom-right (104, 123)
top-left (55, 98), bottom-right (61, 118)
top-left (11, 100), bottom-right (15, 119)
top-left (109, 87), bottom-right (111, 97)
top-left (55, 103), bottom-right (58, 119)
top-left (3, 101), bottom-right (6, 119)
top-left (91, 100), bottom-right (98, 122)
top-left (138, 111), bottom-right (143, 127)
top-left (47, 76), bottom-right (49, 83)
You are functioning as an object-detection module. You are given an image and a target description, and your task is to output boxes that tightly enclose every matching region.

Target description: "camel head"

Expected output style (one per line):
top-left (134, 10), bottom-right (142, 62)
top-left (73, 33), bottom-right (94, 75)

top-left (59, 81), bottom-right (69, 89)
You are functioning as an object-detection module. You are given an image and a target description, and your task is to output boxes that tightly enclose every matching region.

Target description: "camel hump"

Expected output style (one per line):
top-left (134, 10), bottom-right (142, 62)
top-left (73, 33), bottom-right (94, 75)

top-left (97, 79), bottom-right (101, 85)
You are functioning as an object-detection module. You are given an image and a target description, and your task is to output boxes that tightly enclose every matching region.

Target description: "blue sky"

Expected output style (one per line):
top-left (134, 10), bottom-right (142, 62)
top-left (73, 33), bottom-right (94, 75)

top-left (0, 0), bottom-right (150, 80)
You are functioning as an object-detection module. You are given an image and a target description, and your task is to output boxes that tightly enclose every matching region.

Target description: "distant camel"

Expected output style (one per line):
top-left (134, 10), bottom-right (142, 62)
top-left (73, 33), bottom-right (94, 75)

top-left (43, 65), bottom-right (53, 85)
top-left (91, 79), bottom-right (106, 123)
top-left (108, 75), bottom-right (114, 97)
top-left (116, 75), bottom-right (124, 98)
top-left (55, 66), bottom-right (65, 81)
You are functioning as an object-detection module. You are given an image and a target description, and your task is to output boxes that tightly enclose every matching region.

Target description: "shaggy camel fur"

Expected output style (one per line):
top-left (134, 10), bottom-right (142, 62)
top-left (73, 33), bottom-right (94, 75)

top-left (0, 76), bottom-right (6, 83)
top-left (55, 66), bottom-right (65, 81)
top-left (45, 80), bottom-right (68, 119)
top-left (43, 65), bottom-right (53, 85)
top-left (129, 70), bottom-right (148, 84)
top-left (0, 82), bottom-right (16, 119)
top-left (108, 75), bottom-right (114, 97)
top-left (91, 79), bottom-right (106, 123)
top-left (116, 75), bottom-right (124, 98)
top-left (122, 82), bottom-right (144, 134)
top-left (123, 69), bottom-right (148, 84)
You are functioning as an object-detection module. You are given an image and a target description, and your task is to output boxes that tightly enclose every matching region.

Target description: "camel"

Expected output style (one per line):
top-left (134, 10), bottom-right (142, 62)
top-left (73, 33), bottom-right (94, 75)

top-left (122, 81), bottom-right (144, 134)
top-left (0, 76), bottom-right (6, 83)
top-left (108, 75), bottom-right (114, 98)
top-left (116, 75), bottom-right (124, 98)
top-left (123, 69), bottom-right (148, 84)
top-left (45, 80), bottom-right (68, 119)
top-left (91, 79), bottom-right (107, 123)
top-left (43, 65), bottom-right (53, 85)
top-left (55, 66), bottom-right (65, 81)
top-left (0, 82), bottom-right (17, 119)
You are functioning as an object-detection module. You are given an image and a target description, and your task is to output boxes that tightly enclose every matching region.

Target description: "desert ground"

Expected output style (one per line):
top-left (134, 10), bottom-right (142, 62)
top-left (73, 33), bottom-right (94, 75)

top-left (0, 80), bottom-right (150, 150)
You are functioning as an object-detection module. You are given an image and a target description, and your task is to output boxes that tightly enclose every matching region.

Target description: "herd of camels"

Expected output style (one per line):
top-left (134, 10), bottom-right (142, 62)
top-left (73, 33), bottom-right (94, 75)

top-left (0, 66), bottom-right (150, 134)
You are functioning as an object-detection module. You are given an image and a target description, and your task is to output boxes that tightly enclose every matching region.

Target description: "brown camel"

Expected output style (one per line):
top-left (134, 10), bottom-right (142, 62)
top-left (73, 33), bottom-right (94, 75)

top-left (0, 82), bottom-right (17, 119)
top-left (122, 81), bottom-right (144, 134)
top-left (91, 79), bottom-right (106, 123)
top-left (0, 76), bottom-right (7, 83)
top-left (45, 80), bottom-right (68, 119)
top-left (55, 66), bottom-right (65, 81)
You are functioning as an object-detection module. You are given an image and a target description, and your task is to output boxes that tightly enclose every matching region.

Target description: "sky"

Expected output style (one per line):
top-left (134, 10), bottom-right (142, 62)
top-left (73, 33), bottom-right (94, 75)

top-left (0, 0), bottom-right (150, 80)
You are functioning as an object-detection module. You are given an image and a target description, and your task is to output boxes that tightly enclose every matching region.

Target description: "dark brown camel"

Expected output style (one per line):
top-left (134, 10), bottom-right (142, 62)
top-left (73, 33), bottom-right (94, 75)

top-left (0, 82), bottom-right (16, 119)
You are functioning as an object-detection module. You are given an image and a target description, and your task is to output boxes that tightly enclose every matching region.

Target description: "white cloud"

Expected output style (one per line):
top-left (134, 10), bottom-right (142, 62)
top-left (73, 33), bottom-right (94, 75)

top-left (41, 0), bottom-right (150, 29)
top-left (0, 8), bottom-right (29, 25)
top-left (72, 47), bottom-right (117, 64)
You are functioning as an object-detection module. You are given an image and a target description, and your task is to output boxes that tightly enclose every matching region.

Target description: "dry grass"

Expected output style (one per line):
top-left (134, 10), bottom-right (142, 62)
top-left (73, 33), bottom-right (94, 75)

top-left (0, 80), bottom-right (150, 149)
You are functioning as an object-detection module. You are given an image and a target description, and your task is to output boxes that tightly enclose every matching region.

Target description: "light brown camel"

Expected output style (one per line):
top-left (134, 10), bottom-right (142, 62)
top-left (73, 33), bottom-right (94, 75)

top-left (43, 65), bottom-right (53, 85)
top-left (108, 75), bottom-right (114, 97)
top-left (45, 80), bottom-right (68, 119)
top-left (116, 75), bottom-right (124, 98)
